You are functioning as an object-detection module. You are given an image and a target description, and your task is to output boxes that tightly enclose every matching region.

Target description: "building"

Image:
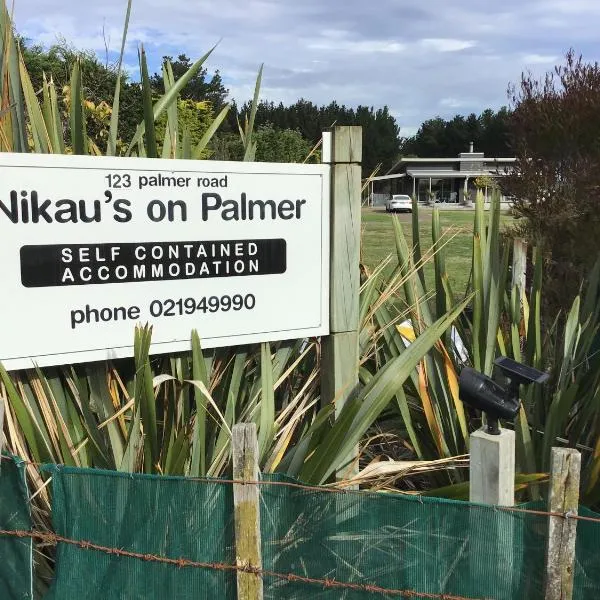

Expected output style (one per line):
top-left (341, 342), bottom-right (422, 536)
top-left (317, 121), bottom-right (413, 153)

top-left (367, 143), bottom-right (515, 205)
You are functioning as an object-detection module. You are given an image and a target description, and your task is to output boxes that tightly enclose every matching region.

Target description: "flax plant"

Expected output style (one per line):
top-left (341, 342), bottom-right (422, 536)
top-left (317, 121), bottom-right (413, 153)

top-left (377, 190), bottom-right (600, 505)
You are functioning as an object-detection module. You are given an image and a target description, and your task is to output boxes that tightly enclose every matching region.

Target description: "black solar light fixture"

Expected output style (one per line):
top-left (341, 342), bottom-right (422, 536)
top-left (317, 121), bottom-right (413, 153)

top-left (459, 356), bottom-right (549, 435)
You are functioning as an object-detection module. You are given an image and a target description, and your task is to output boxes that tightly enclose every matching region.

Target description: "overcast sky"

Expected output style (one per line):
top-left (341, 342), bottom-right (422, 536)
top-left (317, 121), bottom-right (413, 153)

top-left (13, 0), bottom-right (600, 136)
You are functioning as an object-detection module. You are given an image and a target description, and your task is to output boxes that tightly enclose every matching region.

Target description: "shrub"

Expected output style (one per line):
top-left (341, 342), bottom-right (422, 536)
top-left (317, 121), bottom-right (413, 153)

top-left (504, 49), bottom-right (600, 317)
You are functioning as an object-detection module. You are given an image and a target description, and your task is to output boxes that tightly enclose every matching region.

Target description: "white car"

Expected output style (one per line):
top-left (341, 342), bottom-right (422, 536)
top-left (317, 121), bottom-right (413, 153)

top-left (385, 194), bottom-right (412, 213)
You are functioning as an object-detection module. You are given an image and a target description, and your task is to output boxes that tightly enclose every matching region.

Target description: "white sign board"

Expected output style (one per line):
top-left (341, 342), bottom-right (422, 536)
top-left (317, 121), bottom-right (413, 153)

top-left (0, 153), bottom-right (330, 370)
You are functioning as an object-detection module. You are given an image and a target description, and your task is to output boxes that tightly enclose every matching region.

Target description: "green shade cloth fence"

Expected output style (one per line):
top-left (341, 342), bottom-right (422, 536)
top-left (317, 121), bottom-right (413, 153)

top-left (0, 457), bottom-right (32, 599)
top-left (1, 456), bottom-right (599, 599)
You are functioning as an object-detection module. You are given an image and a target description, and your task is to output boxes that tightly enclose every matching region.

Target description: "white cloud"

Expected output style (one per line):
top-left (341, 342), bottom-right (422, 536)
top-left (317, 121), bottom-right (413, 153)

top-left (439, 97), bottom-right (470, 108)
top-left (308, 38), bottom-right (405, 54)
top-left (307, 29), bottom-right (405, 54)
top-left (536, 0), bottom-right (600, 14)
top-left (318, 29), bottom-right (349, 40)
top-left (420, 38), bottom-right (476, 52)
top-left (522, 53), bottom-right (559, 64)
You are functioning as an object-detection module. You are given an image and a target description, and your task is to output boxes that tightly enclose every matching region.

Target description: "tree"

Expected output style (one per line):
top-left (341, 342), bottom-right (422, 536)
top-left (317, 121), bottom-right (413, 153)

top-left (19, 37), bottom-right (75, 90)
top-left (231, 99), bottom-right (401, 176)
top-left (401, 109), bottom-right (512, 157)
top-left (254, 124), bottom-right (317, 163)
top-left (210, 124), bottom-right (317, 163)
top-left (479, 107), bottom-right (512, 157)
top-left (150, 54), bottom-right (228, 109)
top-left (503, 49), bottom-right (600, 315)
top-left (20, 37), bottom-right (143, 149)
top-left (403, 117), bottom-right (447, 156)
top-left (355, 105), bottom-right (400, 177)
top-left (209, 132), bottom-right (244, 161)
top-left (155, 99), bottom-right (215, 157)
top-left (19, 42), bottom-right (228, 152)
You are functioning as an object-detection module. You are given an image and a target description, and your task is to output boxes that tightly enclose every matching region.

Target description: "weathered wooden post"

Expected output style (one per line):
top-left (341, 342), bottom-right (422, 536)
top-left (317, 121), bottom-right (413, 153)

top-left (0, 396), bottom-right (4, 458)
top-left (545, 447), bottom-right (581, 600)
top-left (512, 237), bottom-right (528, 352)
top-left (512, 238), bottom-right (528, 298)
top-left (232, 423), bottom-right (263, 600)
top-left (321, 126), bottom-right (362, 483)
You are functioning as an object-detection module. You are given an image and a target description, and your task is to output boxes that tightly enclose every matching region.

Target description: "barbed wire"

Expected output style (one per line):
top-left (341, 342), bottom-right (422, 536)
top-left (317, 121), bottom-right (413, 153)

top-left (2, 454), bottom-right (600, 524)
top-left (0, 528), bottom-right (491, 600)
top-left (497, 505), bottom-right (600, 524)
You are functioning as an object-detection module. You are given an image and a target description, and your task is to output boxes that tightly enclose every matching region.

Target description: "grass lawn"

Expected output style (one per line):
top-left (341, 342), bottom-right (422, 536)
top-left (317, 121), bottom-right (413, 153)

top-left (361, 207), bottom-right (516, 294)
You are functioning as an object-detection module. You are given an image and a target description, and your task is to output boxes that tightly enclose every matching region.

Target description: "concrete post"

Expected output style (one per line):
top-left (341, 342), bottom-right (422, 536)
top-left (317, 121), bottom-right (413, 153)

top-left (470, 427), bottom-right (515, 506)
top-left (469, 426), bottom-right (517, 595)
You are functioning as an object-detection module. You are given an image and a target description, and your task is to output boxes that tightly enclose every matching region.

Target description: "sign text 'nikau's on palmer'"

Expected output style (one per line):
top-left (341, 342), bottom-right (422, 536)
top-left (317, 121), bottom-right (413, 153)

top-left (0, 153), bottom-right (330, 370)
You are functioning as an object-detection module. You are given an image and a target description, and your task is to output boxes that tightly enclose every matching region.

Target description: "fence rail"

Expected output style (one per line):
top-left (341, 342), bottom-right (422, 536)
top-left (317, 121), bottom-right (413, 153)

top-left (2, 454), bottom-right (599, 524)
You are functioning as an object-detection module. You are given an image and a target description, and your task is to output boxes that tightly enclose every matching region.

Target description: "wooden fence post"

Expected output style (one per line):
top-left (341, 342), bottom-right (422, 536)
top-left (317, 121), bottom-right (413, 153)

top-left (321, 126), bottom-right (362, 483)
top-left (232, 423), bottom-right (263, 600)
top-left (512, 238), bottom-right (527, 299)
top-left (545, 447), bottom-right (581, 600)
top-left (0, 395), bottom-right (4, 455)
top-left (0, 396), bottom-right (4, 467)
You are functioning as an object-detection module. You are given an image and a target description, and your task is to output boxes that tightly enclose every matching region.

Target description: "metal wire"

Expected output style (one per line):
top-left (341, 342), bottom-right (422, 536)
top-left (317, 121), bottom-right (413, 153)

top-left (0, 528), bottom-right (493, 600)
top-left (2, 454), bottom-right (600, 524)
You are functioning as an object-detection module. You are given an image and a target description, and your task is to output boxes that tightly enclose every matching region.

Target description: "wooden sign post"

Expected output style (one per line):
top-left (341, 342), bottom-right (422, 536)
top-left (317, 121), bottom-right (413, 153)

top-left (321, 126), bottom-right (362, 483)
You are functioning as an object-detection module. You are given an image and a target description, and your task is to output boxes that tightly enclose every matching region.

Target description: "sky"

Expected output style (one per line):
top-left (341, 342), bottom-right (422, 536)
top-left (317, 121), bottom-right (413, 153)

top-left (12, 0), bottom-right (600, 137)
